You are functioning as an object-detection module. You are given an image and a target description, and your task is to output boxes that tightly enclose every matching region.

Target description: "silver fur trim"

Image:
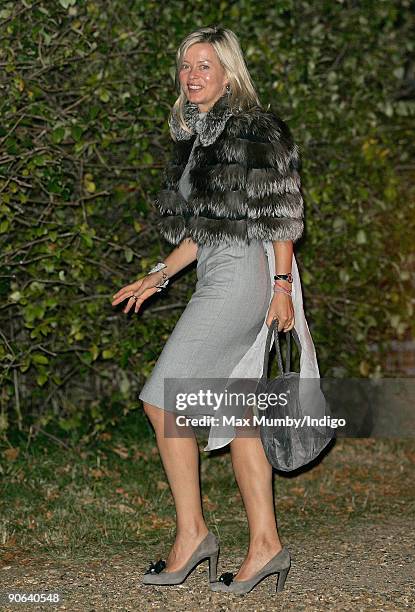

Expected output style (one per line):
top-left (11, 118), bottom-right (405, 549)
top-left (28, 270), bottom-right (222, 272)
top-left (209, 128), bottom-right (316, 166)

top-left (169, 94), bottom-right (233, 147)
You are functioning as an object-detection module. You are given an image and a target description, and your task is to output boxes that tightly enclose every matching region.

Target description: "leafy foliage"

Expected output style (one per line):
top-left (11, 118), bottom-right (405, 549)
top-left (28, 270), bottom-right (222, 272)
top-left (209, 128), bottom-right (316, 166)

top-left (0, 0), bottom-right (414, 439)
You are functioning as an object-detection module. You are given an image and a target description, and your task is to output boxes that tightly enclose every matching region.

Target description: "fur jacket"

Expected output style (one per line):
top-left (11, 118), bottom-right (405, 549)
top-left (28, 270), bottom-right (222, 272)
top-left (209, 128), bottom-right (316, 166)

top-left (155, 93), bottom-right (304, 246)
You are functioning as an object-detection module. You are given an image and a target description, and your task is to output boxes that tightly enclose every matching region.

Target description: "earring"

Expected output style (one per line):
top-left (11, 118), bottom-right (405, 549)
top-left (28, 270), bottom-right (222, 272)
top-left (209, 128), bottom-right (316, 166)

top-left (225, 84), bottom-right (231, 94)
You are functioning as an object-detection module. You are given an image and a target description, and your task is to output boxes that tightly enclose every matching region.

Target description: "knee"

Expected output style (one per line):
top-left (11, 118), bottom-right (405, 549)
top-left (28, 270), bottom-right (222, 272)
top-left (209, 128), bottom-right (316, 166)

top-left (143, 402), bottom-right (164, 427)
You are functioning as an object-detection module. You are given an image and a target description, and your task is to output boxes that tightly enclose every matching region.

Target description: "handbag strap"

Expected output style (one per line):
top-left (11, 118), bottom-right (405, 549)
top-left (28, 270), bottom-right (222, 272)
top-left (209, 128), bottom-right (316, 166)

top-left (261, 319), bottom-right (302, 379)
top-left (262, 319), bottom-right (284, 378)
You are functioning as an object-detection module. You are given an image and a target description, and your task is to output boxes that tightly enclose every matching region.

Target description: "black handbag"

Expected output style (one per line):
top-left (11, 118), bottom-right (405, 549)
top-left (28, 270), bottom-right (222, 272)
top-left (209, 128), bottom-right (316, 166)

top-left (255, 319), bottom-right (334, 471)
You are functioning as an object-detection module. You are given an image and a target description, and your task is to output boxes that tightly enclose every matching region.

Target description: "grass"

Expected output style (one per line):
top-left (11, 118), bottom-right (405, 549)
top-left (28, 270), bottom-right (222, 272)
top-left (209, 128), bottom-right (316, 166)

top-left (1, 412), bottom-right (414, 567)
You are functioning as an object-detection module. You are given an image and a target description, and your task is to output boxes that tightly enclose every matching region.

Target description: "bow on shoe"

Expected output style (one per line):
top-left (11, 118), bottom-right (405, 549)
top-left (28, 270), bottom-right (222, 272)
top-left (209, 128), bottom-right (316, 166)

top-left (145, 559), bottom-right (166, 574)
top-left (219, 571), bottom-right (234, 586)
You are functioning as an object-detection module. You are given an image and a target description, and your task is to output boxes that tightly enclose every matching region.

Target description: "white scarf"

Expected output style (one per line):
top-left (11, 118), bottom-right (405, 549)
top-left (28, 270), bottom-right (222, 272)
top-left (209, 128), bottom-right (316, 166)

top-left (204, 240), bottom-right (321, 451)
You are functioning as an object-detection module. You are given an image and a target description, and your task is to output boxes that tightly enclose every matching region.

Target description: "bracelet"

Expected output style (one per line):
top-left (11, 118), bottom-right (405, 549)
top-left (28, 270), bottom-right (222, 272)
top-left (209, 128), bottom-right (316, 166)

top-left (274, 281), bottom-right (292, 291)
top-left (147, 262), bottom-right (169, 292)
top-left (274, 280), bottom-right (291, 291)
top-left (273, 281), bottom-right (292, 296)
top-left (274, 287), bottom-right (292, 296)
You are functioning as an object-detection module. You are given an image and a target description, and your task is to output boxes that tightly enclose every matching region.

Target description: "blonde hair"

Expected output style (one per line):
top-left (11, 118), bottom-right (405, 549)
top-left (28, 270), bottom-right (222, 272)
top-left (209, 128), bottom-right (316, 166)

top-left (169, 25), bottom-right (263, 140)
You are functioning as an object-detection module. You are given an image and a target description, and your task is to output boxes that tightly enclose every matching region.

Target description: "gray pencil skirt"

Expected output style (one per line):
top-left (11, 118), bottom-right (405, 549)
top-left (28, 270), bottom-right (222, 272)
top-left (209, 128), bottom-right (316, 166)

top-left (138, 239), bottom-right (271, 418)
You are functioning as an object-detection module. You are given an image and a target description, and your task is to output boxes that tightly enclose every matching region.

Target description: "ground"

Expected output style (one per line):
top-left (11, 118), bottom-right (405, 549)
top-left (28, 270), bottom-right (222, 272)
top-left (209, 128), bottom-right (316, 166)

top-left (1, 437), bottom-right (414, 611)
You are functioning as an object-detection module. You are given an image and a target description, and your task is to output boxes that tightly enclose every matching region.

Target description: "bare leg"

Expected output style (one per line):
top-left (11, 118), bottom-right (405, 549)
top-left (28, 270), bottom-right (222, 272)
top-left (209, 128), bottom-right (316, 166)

top-left (143, 402), bottom-right (209, 571)
top-left (229, 427), bottom-right (282, 580)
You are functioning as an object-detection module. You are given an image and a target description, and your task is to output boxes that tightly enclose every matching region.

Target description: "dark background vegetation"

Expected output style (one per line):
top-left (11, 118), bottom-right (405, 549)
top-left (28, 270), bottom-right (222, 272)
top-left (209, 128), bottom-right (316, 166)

top-left (0, 0), bottom-right (414, 444)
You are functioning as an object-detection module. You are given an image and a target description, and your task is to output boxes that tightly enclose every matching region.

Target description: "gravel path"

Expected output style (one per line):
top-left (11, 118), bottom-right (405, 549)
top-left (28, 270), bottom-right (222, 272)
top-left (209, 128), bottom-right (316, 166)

top-left (1, 515), bottom-right (413, 611)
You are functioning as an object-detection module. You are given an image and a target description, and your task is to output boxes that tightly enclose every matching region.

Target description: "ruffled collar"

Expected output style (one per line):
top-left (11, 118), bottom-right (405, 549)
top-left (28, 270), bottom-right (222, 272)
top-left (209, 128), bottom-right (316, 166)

top-left (169, 93), bottom-right (233, 146)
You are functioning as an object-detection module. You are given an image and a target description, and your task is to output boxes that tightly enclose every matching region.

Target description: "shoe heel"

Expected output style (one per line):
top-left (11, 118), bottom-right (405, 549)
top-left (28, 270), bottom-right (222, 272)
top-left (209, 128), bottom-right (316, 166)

top-left (276, 566), bottom-right (290, 592)
top-left (208, 549), bottom-right (219, 582)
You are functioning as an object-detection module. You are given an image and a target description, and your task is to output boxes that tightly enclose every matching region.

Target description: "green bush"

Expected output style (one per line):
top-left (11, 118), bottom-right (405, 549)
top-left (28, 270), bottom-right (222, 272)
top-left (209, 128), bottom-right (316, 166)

top-left (0, 0), bottom-right (413, 440)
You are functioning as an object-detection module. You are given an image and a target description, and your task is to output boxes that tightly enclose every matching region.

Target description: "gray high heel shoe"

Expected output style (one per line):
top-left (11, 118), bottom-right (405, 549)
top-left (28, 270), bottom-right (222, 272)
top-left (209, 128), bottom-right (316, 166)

top-left (210, 546), bottom-right (291, 595)
top-left (142, 531), bottom-right (220, 585)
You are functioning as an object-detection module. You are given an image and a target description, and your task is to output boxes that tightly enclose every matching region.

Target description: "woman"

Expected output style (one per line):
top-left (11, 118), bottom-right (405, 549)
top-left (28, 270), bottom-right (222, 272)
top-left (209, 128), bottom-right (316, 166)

top-left (112, 26), bottom-right (305, 595)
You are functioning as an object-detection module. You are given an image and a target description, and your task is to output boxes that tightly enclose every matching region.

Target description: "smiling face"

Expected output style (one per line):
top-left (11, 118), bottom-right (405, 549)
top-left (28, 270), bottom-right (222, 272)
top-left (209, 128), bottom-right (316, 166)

top-left (178, 42), bottom-right (229, 112)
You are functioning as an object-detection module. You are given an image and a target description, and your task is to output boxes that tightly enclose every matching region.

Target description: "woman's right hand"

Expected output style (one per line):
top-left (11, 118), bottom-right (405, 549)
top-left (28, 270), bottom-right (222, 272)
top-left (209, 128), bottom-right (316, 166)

top-left (111, 271), bottom-right (164, 314)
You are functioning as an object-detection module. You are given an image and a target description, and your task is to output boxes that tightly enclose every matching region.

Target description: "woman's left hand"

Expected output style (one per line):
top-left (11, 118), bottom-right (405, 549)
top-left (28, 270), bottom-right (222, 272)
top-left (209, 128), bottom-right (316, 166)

top-left (266, 292), bottom-right (295, 332)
